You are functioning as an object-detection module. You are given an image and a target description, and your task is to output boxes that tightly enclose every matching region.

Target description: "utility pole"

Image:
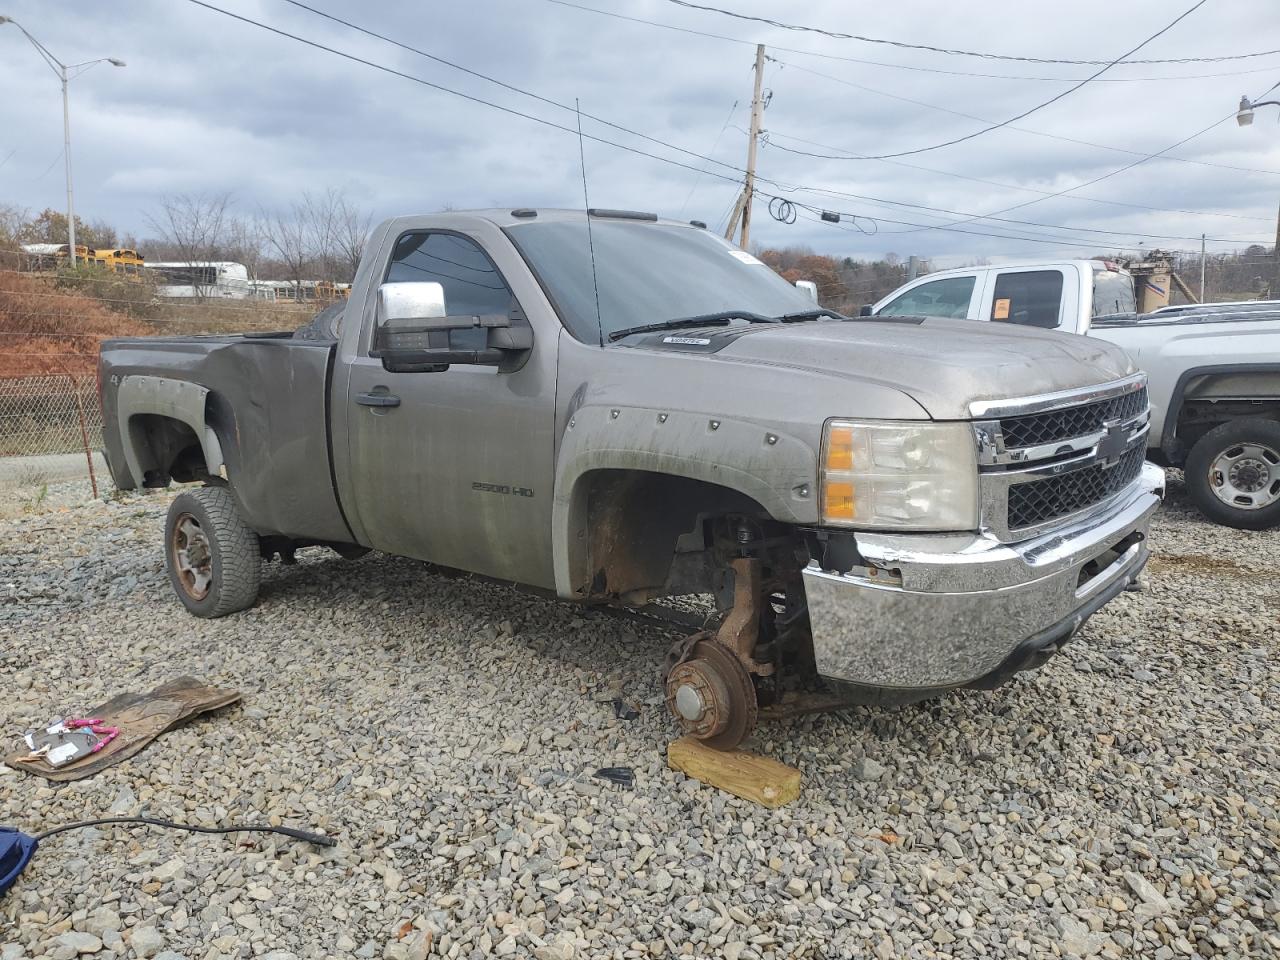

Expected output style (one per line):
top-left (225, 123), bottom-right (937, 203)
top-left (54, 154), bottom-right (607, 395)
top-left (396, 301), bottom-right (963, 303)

top-left (60, 64), bottom-right (76, 265)
top-left (1273, 202), bottom-right (1280, 299)
top-left (1200, 233), bottom-right (1206, 302)
top-left (724, 44), bottom-right (765, 250)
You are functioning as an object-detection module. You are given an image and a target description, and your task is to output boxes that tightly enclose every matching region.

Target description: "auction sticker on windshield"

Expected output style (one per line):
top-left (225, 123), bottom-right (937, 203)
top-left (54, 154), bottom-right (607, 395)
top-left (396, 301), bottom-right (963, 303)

top-left (728, 250), bottom-right (764, 266)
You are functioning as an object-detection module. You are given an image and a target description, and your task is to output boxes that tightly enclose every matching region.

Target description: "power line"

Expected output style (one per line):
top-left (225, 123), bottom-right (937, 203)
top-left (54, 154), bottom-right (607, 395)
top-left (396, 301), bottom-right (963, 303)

top-left (278, 0), bottom-right (748, 178)
top-left (904, 78), bottom-right (1280, 236)
top-left (271, 0), bottom-right (1162, 248)
top-left (761, 176), bottom-right (1267, 245)
top-left (679, 98), bottom-right (741, 215)
top-left (762, 128), bottom-right (1278, 224)
top-left (184, 0), bottom-right (741, 186)
top-left (757, 0), bottom-right (1215, 161)
top-left (282, 0), bottom-right (1276, 244)
top-left (766, 57), bottom-right (1280, 178)
top-left (185, 0), bottom-right (1268, 257)
top-left (787, 202), bottom-right (1162, 254)
top-left (538, 0), bottom-right (1280, 83)
top-left (662, 0), bottom-right (1279, 66)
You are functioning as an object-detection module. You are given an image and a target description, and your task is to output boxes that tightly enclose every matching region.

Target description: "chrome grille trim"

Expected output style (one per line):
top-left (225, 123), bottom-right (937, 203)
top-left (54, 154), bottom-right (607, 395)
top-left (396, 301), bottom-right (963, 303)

top-left (971, 374), bottom-right (1151, 542)
top-left (968, 372), bottom-right (1146, 420)
top-left (1008, 445), bottom-right (1146, 529)
top-left (1000, 386), bottom-right (1148, 451)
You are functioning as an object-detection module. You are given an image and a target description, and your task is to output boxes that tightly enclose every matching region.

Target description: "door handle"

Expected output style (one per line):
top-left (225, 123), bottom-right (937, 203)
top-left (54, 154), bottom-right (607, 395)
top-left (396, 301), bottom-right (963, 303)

top-left (356, 391), bottom-right (400, 408)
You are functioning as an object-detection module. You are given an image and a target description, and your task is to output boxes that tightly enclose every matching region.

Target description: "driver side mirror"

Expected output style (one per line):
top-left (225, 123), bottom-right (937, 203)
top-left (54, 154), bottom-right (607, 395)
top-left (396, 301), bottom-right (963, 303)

top-left (373, 281), bottom-right (532, 372)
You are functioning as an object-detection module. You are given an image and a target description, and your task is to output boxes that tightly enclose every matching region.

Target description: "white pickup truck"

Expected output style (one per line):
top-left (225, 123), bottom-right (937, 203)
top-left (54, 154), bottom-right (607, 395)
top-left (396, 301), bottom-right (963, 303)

top-left (867, 260), bottom-right (1280, 529)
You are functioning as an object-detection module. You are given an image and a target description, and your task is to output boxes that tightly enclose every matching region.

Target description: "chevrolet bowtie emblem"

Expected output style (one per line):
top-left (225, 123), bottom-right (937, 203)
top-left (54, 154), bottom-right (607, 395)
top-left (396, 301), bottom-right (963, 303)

top-left (1096, 419), bottom-right (1128, 464)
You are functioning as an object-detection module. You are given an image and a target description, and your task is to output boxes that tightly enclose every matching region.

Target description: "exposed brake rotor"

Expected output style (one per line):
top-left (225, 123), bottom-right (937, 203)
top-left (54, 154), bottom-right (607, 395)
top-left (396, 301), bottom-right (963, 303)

top-left (664, 634), bottom-right (758, 751)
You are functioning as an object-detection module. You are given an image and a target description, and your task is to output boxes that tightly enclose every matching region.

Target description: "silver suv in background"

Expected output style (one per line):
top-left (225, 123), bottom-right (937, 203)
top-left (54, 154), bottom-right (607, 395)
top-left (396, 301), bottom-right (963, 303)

top-left (868, 260), bottom-right (1280, 529)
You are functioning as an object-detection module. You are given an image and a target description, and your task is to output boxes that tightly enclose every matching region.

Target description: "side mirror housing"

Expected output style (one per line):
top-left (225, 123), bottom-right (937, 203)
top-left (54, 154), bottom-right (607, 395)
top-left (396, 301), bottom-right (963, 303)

top-left (859, 304), bottom-right (874, 317)
top-left (373, 281), bottom-right (532, 373)
top-left (795, 280), bottom-right (818, 302)
top-left (376, 281), bottom-right (459, 340)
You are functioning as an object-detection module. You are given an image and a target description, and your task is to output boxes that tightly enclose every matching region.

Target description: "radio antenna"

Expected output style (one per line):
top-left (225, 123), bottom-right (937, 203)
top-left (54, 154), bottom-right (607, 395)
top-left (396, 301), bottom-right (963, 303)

top-left (576, 98), bottom-right (605, 348)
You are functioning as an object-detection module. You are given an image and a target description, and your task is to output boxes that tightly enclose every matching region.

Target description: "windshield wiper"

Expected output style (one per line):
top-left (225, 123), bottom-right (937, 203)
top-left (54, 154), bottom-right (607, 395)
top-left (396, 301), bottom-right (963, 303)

top-left (607, 310), bottom-right (775, 342)
top-left (777, 308), bottom-right (847, 322)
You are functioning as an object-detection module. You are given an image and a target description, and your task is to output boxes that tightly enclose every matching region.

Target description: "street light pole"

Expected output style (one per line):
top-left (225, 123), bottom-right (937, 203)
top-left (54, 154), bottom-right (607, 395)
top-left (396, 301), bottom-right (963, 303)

top-left (0, 16), bottom-right (125, 266)
top-left (60, 62), bottom-right (76, 265)
top-left (1237, 95), bottom-right (1280, 298)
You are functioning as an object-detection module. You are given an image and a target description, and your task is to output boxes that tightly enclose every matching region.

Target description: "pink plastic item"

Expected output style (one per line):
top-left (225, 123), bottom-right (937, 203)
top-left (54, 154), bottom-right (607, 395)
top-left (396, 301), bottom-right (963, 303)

top-left (64, 717), bottom-right (120, 754)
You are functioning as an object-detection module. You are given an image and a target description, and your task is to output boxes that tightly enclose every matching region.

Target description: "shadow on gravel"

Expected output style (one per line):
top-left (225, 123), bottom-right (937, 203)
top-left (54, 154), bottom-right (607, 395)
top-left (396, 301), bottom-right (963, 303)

top-left (248, 548), bottom-right (968, 745)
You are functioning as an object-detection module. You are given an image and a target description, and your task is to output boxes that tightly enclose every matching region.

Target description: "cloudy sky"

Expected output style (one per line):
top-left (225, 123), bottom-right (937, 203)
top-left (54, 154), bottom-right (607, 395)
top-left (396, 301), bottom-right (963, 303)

top-left (2, 0), bottom-right (1279, 263)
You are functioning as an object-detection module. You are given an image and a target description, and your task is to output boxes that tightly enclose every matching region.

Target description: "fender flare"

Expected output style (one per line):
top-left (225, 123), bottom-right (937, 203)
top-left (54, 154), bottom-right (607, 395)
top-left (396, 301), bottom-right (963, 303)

top-left (1160, 363), bottom-right (1280, 463)
top-left (550, 403), bottom-right (818, 598)
top-left (116, 375), bottom-right (226, 486)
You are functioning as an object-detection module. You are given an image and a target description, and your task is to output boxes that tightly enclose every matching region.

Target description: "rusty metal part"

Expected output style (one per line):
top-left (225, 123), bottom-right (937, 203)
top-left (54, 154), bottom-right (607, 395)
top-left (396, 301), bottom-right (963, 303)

top-left (715, 557), bottom-right (775, 677)
top-left (170, 513), bottom-right (213, 601)
top-left (666, 659), bottom-right (731, 740)
top-left (758, 690), bottom-right (863, 720)
top-left (664, 636), bottom-right (758, 750)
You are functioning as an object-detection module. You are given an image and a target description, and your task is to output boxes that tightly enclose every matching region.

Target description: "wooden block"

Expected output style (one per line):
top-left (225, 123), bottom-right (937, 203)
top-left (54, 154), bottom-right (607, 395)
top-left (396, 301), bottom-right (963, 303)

top-left (667, 736), bottom-right (801, 808)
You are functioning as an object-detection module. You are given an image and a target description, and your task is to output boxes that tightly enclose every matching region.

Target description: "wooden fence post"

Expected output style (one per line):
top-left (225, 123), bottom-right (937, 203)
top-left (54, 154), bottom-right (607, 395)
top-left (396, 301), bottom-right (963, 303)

top-left (68, 374), bottom-right (98, 499)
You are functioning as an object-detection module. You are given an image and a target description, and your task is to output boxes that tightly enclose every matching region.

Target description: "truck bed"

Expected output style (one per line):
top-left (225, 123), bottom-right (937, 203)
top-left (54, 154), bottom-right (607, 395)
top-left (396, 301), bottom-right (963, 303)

top-left (99, 333), bottom-right (352, 544)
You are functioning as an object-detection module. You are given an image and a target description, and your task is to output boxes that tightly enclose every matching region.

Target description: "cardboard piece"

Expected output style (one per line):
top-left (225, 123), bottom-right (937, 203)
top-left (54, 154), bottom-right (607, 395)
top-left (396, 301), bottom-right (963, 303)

top-left (6, 677), bottom-right (241, 782)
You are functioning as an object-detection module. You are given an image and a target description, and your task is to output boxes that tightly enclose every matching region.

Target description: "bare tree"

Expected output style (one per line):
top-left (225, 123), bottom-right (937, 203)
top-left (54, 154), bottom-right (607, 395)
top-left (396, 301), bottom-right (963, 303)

top-left (145, 192), bottom-right (233, 296)
top-left (260, 202), bottom-right (311, 299)
top-left (332, 191), bottom-right (373, 282)
top-left (258, 189), bottom-right (372, 296)
top-left (224, 216), bottom-right (267, 283)
top-left (0, 204), bottom-right (28, 268)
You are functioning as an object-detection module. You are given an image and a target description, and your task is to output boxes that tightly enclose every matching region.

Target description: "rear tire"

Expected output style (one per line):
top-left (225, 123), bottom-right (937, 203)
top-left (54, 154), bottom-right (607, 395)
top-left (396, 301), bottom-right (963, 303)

top-left (165, 486), bottom-right (261, 617)
top-left (1185, 419), bottom-right (1280, 530)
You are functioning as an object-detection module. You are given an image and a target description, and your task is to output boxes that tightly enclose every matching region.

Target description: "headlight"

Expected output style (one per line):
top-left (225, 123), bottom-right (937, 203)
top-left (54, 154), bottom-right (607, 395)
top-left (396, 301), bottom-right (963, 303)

top-left (820, 419), bottom-right (978, 530)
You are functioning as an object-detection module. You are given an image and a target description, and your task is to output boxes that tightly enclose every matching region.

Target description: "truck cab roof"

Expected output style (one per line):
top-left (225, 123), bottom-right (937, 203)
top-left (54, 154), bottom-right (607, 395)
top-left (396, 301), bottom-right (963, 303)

top-left (387, 208), bottom-right (707, 231)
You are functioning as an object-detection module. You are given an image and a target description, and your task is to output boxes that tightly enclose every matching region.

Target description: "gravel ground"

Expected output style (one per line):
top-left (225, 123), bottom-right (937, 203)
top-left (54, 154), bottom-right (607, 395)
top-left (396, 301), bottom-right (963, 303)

top-left (1, 474), bottom-right (1277, 960)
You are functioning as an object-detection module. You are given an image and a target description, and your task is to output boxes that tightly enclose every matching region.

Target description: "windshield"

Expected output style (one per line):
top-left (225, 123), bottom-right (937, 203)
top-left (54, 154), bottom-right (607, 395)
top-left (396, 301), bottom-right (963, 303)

top-left (1092, 267), bottom-right (1136, 317)
top-left (505, 218), bottom-right (820, 341)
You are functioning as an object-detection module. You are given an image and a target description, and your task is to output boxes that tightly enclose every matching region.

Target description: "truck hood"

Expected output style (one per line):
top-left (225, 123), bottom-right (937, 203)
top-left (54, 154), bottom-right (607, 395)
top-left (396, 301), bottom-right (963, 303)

top-left (639, 317), bottom-right (1135, 420)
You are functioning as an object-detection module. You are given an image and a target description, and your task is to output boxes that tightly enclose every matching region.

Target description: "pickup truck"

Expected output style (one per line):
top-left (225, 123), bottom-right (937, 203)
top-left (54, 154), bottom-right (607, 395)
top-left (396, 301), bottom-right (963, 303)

top-left (99, 209), bottom-right (1164, 750)
top-left (868, 260), bottom-right (1280, 529)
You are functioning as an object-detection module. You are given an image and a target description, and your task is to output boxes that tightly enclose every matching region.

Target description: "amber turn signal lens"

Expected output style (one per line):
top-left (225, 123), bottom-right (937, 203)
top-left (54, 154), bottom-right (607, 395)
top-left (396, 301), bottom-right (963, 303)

top-left (823, 480), bottom-right (856, 520)
top-left (826, 426), bottom-right (854, 472)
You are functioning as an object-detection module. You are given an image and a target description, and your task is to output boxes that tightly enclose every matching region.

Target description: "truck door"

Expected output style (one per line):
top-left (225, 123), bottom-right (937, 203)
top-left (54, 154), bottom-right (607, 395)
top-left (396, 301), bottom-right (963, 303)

top-left (876, 274), bottom-right (980, 320)
top-left (341, 229), bottom-right (558, 588)
top-left (981, 266), bottom-right (1077, 331)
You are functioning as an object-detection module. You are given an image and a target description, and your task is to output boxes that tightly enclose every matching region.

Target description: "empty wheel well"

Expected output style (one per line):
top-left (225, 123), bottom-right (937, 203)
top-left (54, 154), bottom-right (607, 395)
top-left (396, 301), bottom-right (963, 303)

top-left (1169, 369), bottom-right (1280, 462)
top-left (126, 414), bottom-right (211, 486)
top-left (581, 469), bottom-right (775, 603)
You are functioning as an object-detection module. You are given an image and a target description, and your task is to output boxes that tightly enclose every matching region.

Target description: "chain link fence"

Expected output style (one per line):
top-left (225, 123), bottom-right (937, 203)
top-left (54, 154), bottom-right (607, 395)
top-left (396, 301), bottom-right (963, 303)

top-left (0, 375), bottom-right (106, 498)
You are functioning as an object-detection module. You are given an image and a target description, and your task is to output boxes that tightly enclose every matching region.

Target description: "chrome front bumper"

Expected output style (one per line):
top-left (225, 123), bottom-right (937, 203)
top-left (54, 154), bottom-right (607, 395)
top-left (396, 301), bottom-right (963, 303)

top-left (802, 462), bottom-right (1165, 690)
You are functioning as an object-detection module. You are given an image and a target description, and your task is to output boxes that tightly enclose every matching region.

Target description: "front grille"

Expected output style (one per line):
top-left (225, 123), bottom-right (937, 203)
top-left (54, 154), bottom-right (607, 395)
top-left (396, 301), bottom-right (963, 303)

top-left (1000, 386), bottom-right (1147, 449)
top-left (1008, 444), bottom-right (1145, 529)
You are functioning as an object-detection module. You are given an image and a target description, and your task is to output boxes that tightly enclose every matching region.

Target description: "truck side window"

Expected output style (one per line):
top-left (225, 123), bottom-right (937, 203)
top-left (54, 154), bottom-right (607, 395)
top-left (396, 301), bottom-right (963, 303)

top-left (385, 232), bottom-right (516, 351)
top-left (878, 276), bottom-right (975, 319)
top-left (990, 270), bottom-right (1064, 329)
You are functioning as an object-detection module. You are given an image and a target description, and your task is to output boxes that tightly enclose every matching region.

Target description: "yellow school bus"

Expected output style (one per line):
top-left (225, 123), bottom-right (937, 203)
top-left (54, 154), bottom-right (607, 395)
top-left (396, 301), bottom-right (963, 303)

top-left (89, 248), bottom-right (146, 275)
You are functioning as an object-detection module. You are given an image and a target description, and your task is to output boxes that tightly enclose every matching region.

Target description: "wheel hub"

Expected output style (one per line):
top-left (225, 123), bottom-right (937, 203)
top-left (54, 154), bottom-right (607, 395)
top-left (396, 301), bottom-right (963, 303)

top-left (1228, 458), bottom-right (1268, 493)
top-left (673, 682), bottom-right (707, 722)
top-left (664, 637), bottom-right (758, 750)
top-left (1209, 442), bottom-right (1280, 510)
top-left (171, 513), bottom-right (213, 600)
top-left (666, 659), bottom-right (730, 738)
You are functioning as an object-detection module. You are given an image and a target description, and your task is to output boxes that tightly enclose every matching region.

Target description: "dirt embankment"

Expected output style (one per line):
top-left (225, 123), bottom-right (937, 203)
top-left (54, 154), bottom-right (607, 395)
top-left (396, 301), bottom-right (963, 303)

top-left (0, 270), bottom-right (150, 378)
